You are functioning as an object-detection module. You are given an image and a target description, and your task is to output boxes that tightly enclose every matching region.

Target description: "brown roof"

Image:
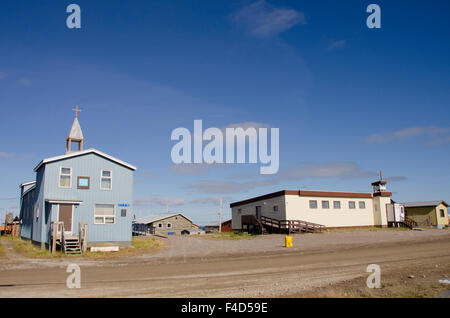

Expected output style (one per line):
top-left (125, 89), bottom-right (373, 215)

top-left (230, 190), bottom-right (376, 208)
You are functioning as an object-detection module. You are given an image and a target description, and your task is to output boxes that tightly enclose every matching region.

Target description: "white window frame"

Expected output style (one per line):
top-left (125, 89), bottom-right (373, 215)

top-left (59, 166), bottom-right (72, 188)
top-left (94, 204), bottom-right (115, 225)
top-left (100, 169), bottom-right (113, 191)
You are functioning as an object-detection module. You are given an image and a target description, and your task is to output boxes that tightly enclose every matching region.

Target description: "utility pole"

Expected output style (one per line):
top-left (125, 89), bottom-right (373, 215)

top-left (219, 198), bottom-right (223, 233)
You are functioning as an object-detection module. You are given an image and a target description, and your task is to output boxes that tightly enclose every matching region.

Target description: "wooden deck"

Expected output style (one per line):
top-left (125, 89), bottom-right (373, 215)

top-left (241, 215), bottom-right (325, 234)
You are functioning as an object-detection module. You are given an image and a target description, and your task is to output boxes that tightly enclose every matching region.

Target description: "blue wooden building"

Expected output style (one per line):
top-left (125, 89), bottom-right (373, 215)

top-left (19, 109), bottom-right (136, 249)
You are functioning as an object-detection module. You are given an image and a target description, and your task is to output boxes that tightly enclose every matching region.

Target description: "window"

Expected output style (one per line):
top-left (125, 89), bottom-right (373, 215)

top-left (309, 200), bottom-right (317, 209)
top-left (359, 201), bottom-right (366, 209)
top-left (77, 176), bottom-right (90, 189)
top-left (322, 201), bottom-right (330, 209)
top-left (238, 208), bottom-right (242, 214)
top-left (100, 169), bottom-right (112, 190)
top-left (167, 223), bottom-right (172, 228)
top-left (94, 204), bottom-right (115, 224)
top-left (59, 167), bottom-right (72, 188)
top-left (121, 209), bottom-right (127, 217)
top-left (440, 209), bottom-right (445, 218)
top-left (349, 201), bottom-right (356, 209)
top-left (273, 205), bottom-right (279, 212)
top-left (158, 223), bottom-right (162, 228)
top-left (333, 201), bottom-right (341, 209)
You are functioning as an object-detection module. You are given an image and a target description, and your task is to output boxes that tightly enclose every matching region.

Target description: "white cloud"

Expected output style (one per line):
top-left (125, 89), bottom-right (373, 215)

top-left (0, 152), bottom-right (14, 159)
top-left (133, 197), bottom-right (186, 207)
top-left (170, 163), bottom-right (231, 175)
top-left (232, 0), bottom-right (306, 37)
top-left (188, 179), bottom-right (276, 194)
top-left (188, 161), bottom-right (377, 194)
top-left (16, 78), bottom-right (31, 87)
top-left (191, 197), bottom-right (232, 205)
top-left (278, 162), bottom-right (376, 180)
top-left (366, 126), bottom-right (450, 144)
top-left (328, 39), bottom-right (346, 50)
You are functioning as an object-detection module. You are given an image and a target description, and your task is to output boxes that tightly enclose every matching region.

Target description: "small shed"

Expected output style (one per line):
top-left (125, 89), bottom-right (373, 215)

top-left (133, 213), bottom-right (197, 236)
top-left (204, 222), bottom-right (220, 233)
top-left (221, 219), bottom-right (232, 232)
top-left (404, 201), bottom-right (449, 227)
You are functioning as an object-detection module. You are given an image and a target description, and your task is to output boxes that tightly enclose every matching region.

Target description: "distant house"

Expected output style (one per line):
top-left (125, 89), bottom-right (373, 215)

top-left (19, 110), bottom-right (136, 249)
top-left (221, 219), bottom-right (232, 232)
top-left (133, 213), bottom-right (198, 236)
top-left (404, 201), bottom-right (449, 228)
top-left (181, 228), bottom-right (205, 235)
top-left (204, 222), bottom-right (220, 233)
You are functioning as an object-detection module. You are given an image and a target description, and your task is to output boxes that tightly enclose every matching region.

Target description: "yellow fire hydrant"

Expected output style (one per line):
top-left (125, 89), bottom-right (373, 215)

top-left (285, 235), bottom-right (293, 248)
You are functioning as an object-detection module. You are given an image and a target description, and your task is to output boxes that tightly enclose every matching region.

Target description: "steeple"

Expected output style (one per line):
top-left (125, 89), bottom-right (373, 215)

top-left (66, 106), bottom-right (84, 153)
top-left (371, 170), bottom-right (387, 194)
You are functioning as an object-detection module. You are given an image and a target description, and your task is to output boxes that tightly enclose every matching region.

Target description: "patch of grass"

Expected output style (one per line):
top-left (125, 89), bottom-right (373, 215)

top-left (0, 236), bottom-right (164, 259)
top-left (203, 232), bottom-right (257, 240)
top-left (11, 239), bottom-right (58, 258)
top-left (82, 236), bottom-right (164, 258)
top-left (131, 236), bottom-right (162, 249)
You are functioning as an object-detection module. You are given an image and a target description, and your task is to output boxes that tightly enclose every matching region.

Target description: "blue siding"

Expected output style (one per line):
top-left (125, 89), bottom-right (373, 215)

top-left (20, 152), bottom-right (134, 245)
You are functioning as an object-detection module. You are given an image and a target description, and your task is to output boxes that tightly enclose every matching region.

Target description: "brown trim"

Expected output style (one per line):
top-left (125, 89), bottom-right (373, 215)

top-left (373, 192), bottom-right (392, 197)
top-left (230, 189), bottom-right (374, 208)
top-left (77, 176), bottom-right (90, 189)
top-left (298, 190), bottom-right (372, 198)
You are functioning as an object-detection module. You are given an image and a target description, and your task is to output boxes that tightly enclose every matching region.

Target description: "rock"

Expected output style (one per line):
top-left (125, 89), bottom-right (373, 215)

top-left (408, 275), bottom-right (415, 279)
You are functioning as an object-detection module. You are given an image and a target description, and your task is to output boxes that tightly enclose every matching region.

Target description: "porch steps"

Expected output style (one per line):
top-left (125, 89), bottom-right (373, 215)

top-left (64, 237), bottom-right (82, 254)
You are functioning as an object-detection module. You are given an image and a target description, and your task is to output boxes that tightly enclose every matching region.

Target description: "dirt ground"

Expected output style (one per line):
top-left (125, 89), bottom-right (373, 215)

top-left (0, 228), bottom-right (449, 297)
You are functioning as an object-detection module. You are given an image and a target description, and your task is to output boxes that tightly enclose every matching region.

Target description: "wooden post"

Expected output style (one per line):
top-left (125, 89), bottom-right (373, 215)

top-left (83, 223), bottom-right (87, 252)
top-left (51, 222), bottom-right (57, 255)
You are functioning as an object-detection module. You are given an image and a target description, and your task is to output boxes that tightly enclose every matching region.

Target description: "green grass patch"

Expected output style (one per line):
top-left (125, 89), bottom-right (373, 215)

top-left (83, 236), bottom-right (164, 258)
top-left (0, 236), bottom-right (163, 259)
top-left (8, 238), bottom-right (58, 258)
top-left (203, 232), bottom-right (257, 240)
top-left (131, 236), bottom-right (162, 249)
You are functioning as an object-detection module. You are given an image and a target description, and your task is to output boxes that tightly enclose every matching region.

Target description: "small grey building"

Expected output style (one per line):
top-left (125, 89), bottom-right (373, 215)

top-left (133, 213), bottom-right (198, 236)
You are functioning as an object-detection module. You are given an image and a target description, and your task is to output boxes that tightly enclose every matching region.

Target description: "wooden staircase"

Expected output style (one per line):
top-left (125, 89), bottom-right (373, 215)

top-left (241, 215), bottom-right (325, 234)
top-left (50, 221), bottom-right (88, 255)
top-left (64, 236), bottom-right (82, 254)
top-left (399, 217), bottom-right (418, 229)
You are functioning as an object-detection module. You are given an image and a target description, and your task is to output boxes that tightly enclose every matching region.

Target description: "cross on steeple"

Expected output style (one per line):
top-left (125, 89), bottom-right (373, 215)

top-left (72, 105), bottom-right (82, 118)
top-left (379, 171), bottom-right (383, 181)
top-left (66, 106), bottom-right (84, 153)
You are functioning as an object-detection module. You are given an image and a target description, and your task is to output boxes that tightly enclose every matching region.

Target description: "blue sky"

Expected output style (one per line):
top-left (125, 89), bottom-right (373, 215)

top-left (0, 0), bottom-right (449, 225)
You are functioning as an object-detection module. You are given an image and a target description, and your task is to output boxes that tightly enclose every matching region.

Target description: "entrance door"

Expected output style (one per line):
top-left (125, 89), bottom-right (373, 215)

top-left (256, 206), bottom-right (262, 220)
top-left (58, 204), bottom-right (73, 234)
